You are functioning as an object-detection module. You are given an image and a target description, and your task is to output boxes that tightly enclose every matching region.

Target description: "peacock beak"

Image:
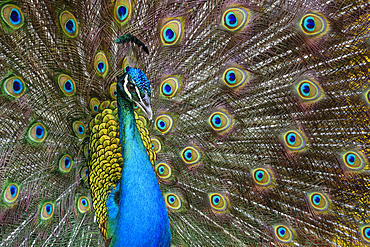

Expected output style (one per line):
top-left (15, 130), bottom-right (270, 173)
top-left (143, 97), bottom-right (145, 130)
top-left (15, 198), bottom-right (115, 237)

top-left (134, 91), bottom-right (152, 120)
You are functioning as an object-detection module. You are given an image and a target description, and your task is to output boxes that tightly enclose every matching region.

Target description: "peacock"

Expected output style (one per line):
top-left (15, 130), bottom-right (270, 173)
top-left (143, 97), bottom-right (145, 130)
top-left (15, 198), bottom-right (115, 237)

top-left (1, 0), bottom-right (370, 246)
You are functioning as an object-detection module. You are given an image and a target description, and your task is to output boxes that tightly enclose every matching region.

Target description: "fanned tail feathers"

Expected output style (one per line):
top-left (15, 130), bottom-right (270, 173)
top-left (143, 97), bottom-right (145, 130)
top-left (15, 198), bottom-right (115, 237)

top-left (1, 0), bottom-right (370, 246)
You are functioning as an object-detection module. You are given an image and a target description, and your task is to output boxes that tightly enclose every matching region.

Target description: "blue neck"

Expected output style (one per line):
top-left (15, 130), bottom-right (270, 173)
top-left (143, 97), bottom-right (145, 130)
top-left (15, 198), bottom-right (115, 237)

top-left (107, 97), bottom-right (171, 247)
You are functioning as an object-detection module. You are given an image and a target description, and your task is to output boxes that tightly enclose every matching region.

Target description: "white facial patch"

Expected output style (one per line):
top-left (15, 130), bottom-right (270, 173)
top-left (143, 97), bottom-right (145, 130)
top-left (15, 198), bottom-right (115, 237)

top-left (123, 74), bottom-right (132, 100)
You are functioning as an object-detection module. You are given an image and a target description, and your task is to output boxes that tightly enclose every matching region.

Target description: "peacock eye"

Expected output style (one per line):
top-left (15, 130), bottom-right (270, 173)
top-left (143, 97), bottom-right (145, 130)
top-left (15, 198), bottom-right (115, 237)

top-left (274, 225), bottom-right (293, 243)
top-left (128, 83), bottom-right (135, 92)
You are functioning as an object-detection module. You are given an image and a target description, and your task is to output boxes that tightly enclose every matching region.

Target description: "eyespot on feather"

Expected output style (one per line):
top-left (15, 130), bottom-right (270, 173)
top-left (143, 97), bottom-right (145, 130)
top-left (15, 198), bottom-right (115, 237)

top-left (2, 76), bottom-right (25, 98)
top-left (155, 163), bottom-right (172, 179)
top-left (28, 123), bottom-right (47, 143)
top-left (365, 89), bottom-right (370, 105)
top-left (160, 77), bottom-right (179, 98)
top-left (94, 51), bottom-right (108, 77)
top-left (160, 19), bottom-right (182, 45)
top-left (155, 115), bottom-right (173, 134)
top-left (208, 111), bottom-right (232, 132)
top-left (283, 130), bottom-right (306, 150)
top-left (1, 4), bottom-right (24, 29)
top-left (342, 151), bottom-right (365, 170)
top-left (300, 13), bottom-right (328, 36)
top-left (360, 225), bottom-right (370, 243)
top-left (221, 7), bottom-right (250, 31)
top-left (308, 192), bottom-right (329, 211)
top-left (296, 79), bottom-right (321, 101)
top-left (89, 98), bottom-right (100, 114)
top-left (165, 193), bottom-right (181, 210)
top-left (40, 202), bottom-right (54, 220)
top-left (59, 154), bottom-right (73, 173)
top-left (222, 67), bottom-right (248, 88)
top-left (72, 121), bottom-right (86, 139)
top-left (181, 146), bottom-right (201, 165)
top-left (77, 196), bottom-right (90, 213)
top-left (209, 193), bottom-right (227, 211)
top-left (274, 225), bottom-right (293, 243)
top-left (252, 168), bottom-right (272, 186)
top-left (110, 83), bottom-right (117, 99)
top-left (59, 10), bottom-right (78, 38)
top-left (57, 74), bottom-right (76, 96)
top-left (151, 137), bottom-right (162, 153)
top-left (114, 0), bottom-right (132, 24)
top-left (3, 183), bottom-right (19, 204)
top-left (80, 166), bottom-right (89, 180)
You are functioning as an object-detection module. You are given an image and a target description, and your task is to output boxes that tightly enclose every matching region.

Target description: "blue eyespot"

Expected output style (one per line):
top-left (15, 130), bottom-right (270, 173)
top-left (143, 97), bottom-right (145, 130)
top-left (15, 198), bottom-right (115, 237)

top-left (65, 19), bottom-right (76, 33)
top-left (312, 194), bottom-right (321, 205)
top-left (308, 192), bottom-right (329, 211)
top-left (164, 28), bottom-right (176, 42)
top-left (159, 166), bottom-right (165, 174)
top-left (300, 83), bottom-right (310, 96)
top-left (29, 123), bottom-right (47, 143)
top-left (161, 20), bottom-right (182, 45)
top-left (346, 154), bottom-right (355, 165)
top-left (9, 185), bottom-right (17, 197)
top-left (163, 83), bottom-right (173, 95)
top-left (211, 114), bottom-right (222, 128)
top-left (365, 228), bottom-right (370, 238)
top-left (113, 90), bottom-right (117, 96)
top-left (300, 13), bottom-right (328, 36)
top-left (93, 105), bottom-right (98, 112)
top-left (117, 6), bottom-right (128, 21)
top-left (156, 163), bottom-right (171, 179)
top-left (274, 225), bottom-right (294, 243)
top-left (36, 126), bottom-right (44, 139)
top-left (10, 8), bottom-right (21, 25)
top-left (255, 171), bottom-right (264, 181)
top-left (41, 202), bottom-right (54, 220)
top-left (45, 204), bottom-right (52, 215)
top-left (226, 71), bottom-right (236, 84)
top-left (278, 227), bottom-right (286, 237)
top-left (78, 125), bottom-right (84, 134)
top-left (181, 146), bottom-right (201, 165)
top-left (343, 151), bottom-right (364, 170)
top-left (85, 169), bottom-right (89, 177)
top-left (209, 193), bottom-right (227, 210)
top-left (303, 17), bottom-right (315, 31)
top-left (165, 193), bottom-right (181, 209)
top-left (212, 195), bottom-right (220, 205)
top-left (81, 198), bottom-right (87, 206)
top-left (64, 80), bottom-right (73, 92)
top-left (287, 133), bottom-right (296, 145)
top-left (97, 62), bottom-right (106, 73)
top-left (12, 79), bottom-right (23, 94)
top-left (252, 168), bottom-right (273, 186)
top-left (158, 120), bottom-right (166, 130)
top-left (64, 157), bottom-right (71, 169)
top-left (168, 195), bottom-right (175, 204)
top-left (4, 183), bottom-right (19, 203)
top-left (225, 12), bottom-right (237, 27)
top-left (361, 225), bottom-right (370, 243)
top-left (185, 150), bottom-right (193, 160)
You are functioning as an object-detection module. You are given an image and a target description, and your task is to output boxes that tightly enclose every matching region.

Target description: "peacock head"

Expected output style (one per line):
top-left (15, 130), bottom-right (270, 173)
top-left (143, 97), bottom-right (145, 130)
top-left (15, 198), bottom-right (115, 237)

top-left (117, 66), bottom-right (152, 119)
